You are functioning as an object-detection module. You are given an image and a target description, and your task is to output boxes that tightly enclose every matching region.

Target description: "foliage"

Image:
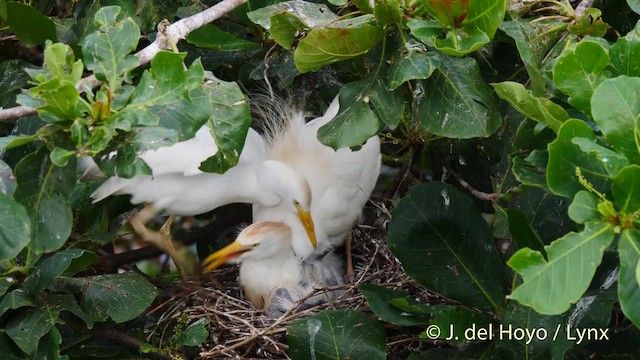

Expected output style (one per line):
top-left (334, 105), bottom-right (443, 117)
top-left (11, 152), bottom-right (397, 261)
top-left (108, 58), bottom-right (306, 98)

top-left (0, 0), bottom-right (639, 358)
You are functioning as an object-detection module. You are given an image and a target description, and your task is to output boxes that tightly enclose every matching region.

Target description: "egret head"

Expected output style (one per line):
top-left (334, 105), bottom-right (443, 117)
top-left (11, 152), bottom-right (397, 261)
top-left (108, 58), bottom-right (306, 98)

top-left (259, 160), bottom-right (316, 249)
top-left (202, 222), bottom-right (292, 271)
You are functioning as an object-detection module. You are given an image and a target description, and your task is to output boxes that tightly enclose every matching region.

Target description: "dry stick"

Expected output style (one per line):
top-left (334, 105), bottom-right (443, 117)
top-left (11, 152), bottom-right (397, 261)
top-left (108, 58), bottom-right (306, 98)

top-left (0, 0), bottom-right (247, 123)
top-left (574, 0), bottom-right (595, 17)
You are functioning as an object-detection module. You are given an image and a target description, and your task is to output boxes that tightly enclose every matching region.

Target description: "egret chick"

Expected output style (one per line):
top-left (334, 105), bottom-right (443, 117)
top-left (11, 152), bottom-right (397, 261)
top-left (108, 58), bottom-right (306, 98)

top-left (204, 221), bottom-right (343, 314)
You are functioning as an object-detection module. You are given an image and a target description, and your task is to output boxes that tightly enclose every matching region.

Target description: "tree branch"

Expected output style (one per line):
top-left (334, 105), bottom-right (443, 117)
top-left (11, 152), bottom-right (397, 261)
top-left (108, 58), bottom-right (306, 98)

top-left (574, 0), bottom-right (595, 17)
top-left (0, 0), bottom-right (248, 123)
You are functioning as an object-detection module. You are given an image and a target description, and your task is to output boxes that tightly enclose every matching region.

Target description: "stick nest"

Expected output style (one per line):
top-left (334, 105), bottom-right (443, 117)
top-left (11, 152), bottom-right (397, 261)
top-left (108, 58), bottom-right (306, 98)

top-left (151, 201), bottom-right (442, 359)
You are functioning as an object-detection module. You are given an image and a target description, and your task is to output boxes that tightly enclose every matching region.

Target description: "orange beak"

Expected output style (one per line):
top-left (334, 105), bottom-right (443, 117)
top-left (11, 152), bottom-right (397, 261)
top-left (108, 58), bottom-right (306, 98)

top-left (202, 241), bottom-right (251, 272)
top-left (295, 203), bottom-right (316, 249)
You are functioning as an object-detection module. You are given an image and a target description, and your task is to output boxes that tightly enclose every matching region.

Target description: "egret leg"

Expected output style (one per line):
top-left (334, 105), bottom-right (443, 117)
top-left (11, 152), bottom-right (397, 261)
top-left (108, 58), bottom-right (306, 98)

top-left (345, 232), bottom-right (355, 283)
top-left (129, 205), bottom-right (187, 280)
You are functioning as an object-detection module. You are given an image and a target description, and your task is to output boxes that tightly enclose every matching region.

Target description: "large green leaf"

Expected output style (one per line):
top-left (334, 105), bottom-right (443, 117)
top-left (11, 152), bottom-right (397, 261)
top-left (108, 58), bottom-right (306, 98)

top-left (81, 6), bottom-right (140, 91)
top-left (591, 76), bottom-right (640, 164)
top-left (387, 52), bottom-right (439, 90)
top-left (359, 284), bottom-right (430, 326)
top-left (496, 304), bottom-right (572, 358)
top-left (499, 19), bottom-right (565, 68)
top-left (553, 40), bottom-right (609, 116)
top-left (287, 310), bottom-right (387, 360)
top-left (28, 78), bottom-right (84, 122)
top-left (515, 186), bottom-right (577, 244)
top-left (387, 182), bottom-right (505, 313)
top-left (511, 150), bottom-right (548, 189)
top-left (32, 326), bottom-right (69, 360)
top-left (612, 165), bottom-right (640, 214)
top-left (619, 229), bottom-right (640, 327)
top-left (547, 119), bottom-right (610, 198)
top-left (294, 16), bottom-right (383, 73)
top-left (0, 60), bottom-right (37, 109)
top-left (609, 32), bottom-right (640, 77)
top-left (61, 271), bottom-right (158, 323)
top-left (492, 81), bottom-right (569, 133)
top-left (0, 194), bottom-right (30, 262)
top-left (4, 306), bottom-right (61, 354)
top-left (173, 318), bottom-right (210, 347)
top-left (508, 220), bottom-right (615, 314)
top-left (186, 24), bottom-right (259, 51)
top-left (0, 290), bottom-right (34, 317)
top-left (408, 20), bottom-right (490, 56)
top-left (419, 56), bottom-right (502, 138)
top-left (198, 79), bottom-right (251, 173)
top-left (24, 249), bottom-right (97, 294)
top-left (5, 3), bottom-right (56, 47)
top-left (13, 152), bottom-right (75, 254)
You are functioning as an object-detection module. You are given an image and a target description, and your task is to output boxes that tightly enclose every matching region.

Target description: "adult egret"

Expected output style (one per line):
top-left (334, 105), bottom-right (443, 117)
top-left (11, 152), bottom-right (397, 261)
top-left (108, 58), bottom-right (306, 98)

top-left (203, 221), bottom-right (344, 314)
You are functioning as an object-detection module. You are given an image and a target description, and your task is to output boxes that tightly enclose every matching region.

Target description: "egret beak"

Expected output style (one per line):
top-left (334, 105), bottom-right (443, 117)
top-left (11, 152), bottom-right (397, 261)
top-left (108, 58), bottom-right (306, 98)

top-left (295, 203), bottom-right (317, 249)
top-left (202, 241), bottom-right (251, 272)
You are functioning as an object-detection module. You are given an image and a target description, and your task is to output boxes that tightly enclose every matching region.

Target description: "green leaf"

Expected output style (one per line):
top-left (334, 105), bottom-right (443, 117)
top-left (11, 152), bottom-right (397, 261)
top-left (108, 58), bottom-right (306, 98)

top-left (492, 81), bottom-right (569, 133)
top-left (408, 0), bottom-right (505, 56)
top-left (387, 52), bottom-right (439, 90)
top-left (627, 0), bottom-right (640, 14)
top-left (0, 331), bottom-right (28, 359)
top-left (591, 76), bottom-right (640, 163)
top-left (496, 304), bottom-right (572, 358)
top-left (29, 78), bottom-right (83, 122)
top-left (0, 277), bottom-right (13, 297)
top-left (419, 56), bottom-right (502, 138)
top-left (187, 24), bottom-right (259, 51)
top-left (0, 290), bottom-right (34, 317)
top-left (426, 306), bottom-right (493, 343)
top-left (62, 272), bottom-right (158, 323)
top-left (513, 119), bottom-right (556, 151)
top-left (44, 293), bottom-right (94, 329)
top-left (317, 77), bottom-right (384, 149)
top-left (41, 42), bottom-right (83, 83)
top-left (269, 13), bottom-right (306, 49)
top-left (619, 229), bottom-right (640, 327)
top-left (609, 32), bottom-right (640, 77)
top-left (511, 150), bottom-right (548, 189)
top-left (247, 0), bottom-right (338, 30)
top-left (5, 3), bottom-right (57, 47)
top-left (547, 119), bottom-right (610, 198)
top-left (174, 318), bottom-right (210, 347)
top-left (287, 310), bottom-right (387, 360)
top-left (4, 306), bottom-right (61, 354)
top-left (553, 40), bottom-right (609, 115)
top-left (49, 147), bottom-right (75, 167)
top-left (568, 8), bottom-right (610, 37)
top-left (81, 6), bottom-right (140, 90)
top-left (294, 16), bottom-right (383, 73)
top-left (508, 220), bottom-right (615, 314)
top-left (374, 0), bottom-right (404, 26)
top-left (571, 137), bottom-right (630, 176)
top-left (32, 327), bottom-right (69, 360)
top-left (24, 249), bottom-right (97, 294)
top-left (0, 194), bottom-right (31, 262)
top-left (506, 209), bottom-right (546, 257)
top-left (612, 165), bottom-right (640, 215)
top-left (387, 182), bottom-right (505, 313)
top-left (359, 284), bottom-right (430, 326)
top-left (499, 19), bottom-right (565, 68)
top-left (567, 191), bottom-right (600, 224)
top-left (199, 79), bottom-right (251, 173)
top-left (11, 157), bottom-right (75, 255)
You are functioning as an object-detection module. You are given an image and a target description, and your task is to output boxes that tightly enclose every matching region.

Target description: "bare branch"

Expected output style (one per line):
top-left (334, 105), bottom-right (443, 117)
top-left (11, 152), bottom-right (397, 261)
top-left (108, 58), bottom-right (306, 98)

top-left (0, 0), bottom-right (248, 123)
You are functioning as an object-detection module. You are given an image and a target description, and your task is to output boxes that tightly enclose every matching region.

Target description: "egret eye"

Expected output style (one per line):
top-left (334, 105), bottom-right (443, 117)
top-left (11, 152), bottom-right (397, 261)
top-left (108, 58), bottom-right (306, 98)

top-left (293, 200), bottom-right (300, 206)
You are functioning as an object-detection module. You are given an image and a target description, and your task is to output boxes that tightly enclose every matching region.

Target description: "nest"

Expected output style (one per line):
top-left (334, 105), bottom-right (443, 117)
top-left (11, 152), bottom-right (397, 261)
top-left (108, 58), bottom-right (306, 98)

top-left (150, 201), bottom-right (441, 359)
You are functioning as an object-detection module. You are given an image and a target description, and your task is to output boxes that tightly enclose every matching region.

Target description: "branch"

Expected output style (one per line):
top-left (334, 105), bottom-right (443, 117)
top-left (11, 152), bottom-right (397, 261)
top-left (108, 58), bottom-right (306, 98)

top-left (574, 0), bottom-right (595, 17)
top-left (0, 0), bottom-right (248, 123)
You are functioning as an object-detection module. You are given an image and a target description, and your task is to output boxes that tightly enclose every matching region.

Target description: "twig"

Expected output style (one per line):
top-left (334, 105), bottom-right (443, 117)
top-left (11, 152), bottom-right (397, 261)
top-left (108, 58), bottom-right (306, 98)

top-left (0, 0), bottom-right (248, 123)
top-left (82, 327), bottom-right (172, 360)
top-left (445, 167), bottom-right (501, 202)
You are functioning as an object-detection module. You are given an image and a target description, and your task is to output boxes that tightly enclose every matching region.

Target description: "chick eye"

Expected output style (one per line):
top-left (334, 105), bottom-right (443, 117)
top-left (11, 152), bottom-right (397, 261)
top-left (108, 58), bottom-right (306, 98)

top-left (293, 200), bottom-right (300, 206)
top-left (252, 243), bottom-right (259, 248)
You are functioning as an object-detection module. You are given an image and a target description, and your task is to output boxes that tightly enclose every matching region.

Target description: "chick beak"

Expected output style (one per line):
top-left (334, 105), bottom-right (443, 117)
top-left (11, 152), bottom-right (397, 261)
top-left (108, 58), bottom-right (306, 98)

top-left (202, 241), bottom-right (251, 272)
top-left (295, 203), bottom-right (317, 249)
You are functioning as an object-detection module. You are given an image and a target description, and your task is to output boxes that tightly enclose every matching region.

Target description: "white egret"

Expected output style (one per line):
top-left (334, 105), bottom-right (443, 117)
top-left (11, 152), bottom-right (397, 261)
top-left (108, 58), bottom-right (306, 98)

top-left (90, 95), bottom-right (380, 280)
top-left (203, 221), bottom-right (344, 314)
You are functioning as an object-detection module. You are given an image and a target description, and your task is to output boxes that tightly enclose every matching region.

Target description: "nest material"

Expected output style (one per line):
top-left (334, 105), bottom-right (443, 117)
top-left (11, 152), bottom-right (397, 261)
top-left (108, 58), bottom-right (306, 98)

top-left (152, 201), bottom-right (441, 359)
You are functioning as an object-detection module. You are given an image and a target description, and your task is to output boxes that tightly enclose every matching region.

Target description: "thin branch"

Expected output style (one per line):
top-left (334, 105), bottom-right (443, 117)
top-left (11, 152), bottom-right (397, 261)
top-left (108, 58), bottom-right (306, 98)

top-left (0, 0), bottom-right (248, 123)
top-left (446, 167), bottom-right (501, 202)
